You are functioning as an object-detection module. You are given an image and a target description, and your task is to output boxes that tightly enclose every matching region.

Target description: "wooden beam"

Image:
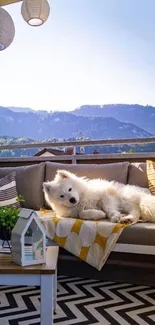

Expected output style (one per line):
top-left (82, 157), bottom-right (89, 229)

top-left (0, 0), bottom-right (22, 6)
top-left (0, 152), bottom-right (155, 163)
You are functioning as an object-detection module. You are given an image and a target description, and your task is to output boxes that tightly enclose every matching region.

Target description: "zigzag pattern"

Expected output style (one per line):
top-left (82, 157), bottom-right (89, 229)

top-left (0, 277), bottom-right (155, 324)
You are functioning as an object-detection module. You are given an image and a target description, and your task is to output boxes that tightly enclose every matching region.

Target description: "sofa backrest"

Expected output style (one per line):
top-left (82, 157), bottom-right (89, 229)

top-left (0, 163), bottom-right (45, 210)
top-left (45, 161), bottom-right (130, 183)
top-left (0, 160), bottom-right (149, 210)
top-left (127, 162), bottom-right (148, 188)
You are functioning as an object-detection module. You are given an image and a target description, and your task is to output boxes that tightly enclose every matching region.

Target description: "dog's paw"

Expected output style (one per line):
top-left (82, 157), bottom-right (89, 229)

top-left (111, 213), bottom-right (124, 223)
top-left (119, 215), bottom-right (134, 224)
top-left (79, 210), bottom-right (106, 220)
top-left (95, 211), bottom-right (106, 220)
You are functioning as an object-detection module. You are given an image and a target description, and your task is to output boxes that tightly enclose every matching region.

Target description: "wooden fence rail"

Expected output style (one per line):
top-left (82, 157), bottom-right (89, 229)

top-left (0, 137), bottom-right (155, 166)
top-left (1, 136), bottom-right (155, 150)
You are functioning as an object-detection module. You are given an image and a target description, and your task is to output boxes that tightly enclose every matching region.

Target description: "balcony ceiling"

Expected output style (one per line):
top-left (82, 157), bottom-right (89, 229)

top-left (0, 0), bottom-right (22, 6)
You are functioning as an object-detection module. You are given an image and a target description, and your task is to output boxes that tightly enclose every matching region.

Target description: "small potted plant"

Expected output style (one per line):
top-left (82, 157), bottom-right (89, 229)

top-left (0, 195), bottom-right (25, 246)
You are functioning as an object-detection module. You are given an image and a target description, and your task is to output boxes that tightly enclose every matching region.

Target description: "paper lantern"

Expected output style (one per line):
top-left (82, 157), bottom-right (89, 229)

top-left (11, 208), bottom-right (46, 266)
top-left (21, 0), bottom-right (50, 27)
top-left (0, 7), bottom-right (15, 51)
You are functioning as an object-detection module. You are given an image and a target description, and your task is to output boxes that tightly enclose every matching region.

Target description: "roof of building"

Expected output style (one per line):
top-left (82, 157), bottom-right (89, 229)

top-left (34, 148), bottom-right (65, 156)
top-left (34, 147), bottom-right (85, 156)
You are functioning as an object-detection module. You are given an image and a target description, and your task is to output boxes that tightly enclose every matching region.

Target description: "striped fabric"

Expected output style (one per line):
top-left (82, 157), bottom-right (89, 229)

top-left (0, 172), bottom-right (20, 208)
top-left (146, 160), bottom-right (155, 195)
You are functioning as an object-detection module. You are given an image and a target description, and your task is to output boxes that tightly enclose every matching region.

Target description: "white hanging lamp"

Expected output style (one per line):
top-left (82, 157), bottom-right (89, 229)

top-left (0, 7), bottom-right (15, 51)
top-left (21, 0), bottom-right (50, 27)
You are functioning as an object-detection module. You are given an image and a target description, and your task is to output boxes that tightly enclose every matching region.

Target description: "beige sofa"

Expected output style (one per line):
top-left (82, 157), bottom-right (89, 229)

top-left (0, 161), bottom-right (155, 285)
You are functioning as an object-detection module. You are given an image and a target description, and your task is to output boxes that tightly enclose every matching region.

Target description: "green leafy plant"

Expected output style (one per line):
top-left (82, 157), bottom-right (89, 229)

top-left (16, 195), bottom-right (25, 204)
top-left (0, 206), bottom-right (21, 232)
top-left (0, 195), bottom-right (25, 238)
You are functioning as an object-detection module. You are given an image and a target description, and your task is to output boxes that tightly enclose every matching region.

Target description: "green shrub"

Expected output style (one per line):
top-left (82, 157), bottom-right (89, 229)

top-left (0, 195), bottom-right (25, 233)
top-left (0, 206), bottom-right (21, 232)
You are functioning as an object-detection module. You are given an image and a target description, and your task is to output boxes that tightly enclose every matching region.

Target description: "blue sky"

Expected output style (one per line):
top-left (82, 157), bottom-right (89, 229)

top-left (1, 0), bottom-right (155, 111)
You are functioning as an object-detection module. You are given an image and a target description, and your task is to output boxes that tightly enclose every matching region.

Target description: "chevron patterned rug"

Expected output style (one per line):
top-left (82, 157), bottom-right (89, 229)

top-left (0, 276), bottom-right (155, 325)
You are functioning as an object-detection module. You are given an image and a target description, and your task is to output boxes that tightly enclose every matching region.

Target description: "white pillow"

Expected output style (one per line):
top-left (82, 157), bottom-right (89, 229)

top-left (0, 171), bottom-right (20, 208)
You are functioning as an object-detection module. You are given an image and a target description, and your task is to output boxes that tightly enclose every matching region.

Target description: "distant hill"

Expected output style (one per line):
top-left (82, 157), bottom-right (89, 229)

top-left (0, 107), bottom-right (152, 140)
top-left (8, 107), bottom-right (34, 113)
top-left (72, 104), bottom-right (155, 134)
top-left (0, 136), bottom-right (38, 157)
top-left (0, 136), bottom-right (61, 157)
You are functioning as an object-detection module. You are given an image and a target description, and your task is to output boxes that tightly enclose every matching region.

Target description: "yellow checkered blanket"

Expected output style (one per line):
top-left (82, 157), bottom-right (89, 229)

top-left (37, 209), bottom-right (127, 270)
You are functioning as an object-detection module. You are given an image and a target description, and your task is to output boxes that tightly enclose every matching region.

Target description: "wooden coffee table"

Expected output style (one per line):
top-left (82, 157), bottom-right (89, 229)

top-left (0, 246), bottom-right (59, 325)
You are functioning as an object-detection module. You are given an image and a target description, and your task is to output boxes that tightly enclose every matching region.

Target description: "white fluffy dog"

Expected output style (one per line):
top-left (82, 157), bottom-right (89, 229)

top-left (43, 169), bottom-right (155, 224)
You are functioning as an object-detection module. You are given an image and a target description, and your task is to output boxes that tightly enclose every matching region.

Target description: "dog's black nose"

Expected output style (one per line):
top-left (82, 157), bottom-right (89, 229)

top-left (70, 197), bottom-right (76, 204)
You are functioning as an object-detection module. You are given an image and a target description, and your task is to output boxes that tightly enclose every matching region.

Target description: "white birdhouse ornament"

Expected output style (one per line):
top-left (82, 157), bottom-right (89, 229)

top-left (11, 208), bottom-right (46, 266)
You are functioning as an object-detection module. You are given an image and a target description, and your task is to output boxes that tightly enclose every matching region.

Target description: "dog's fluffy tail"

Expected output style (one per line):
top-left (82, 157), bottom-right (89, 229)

top-left (140, 195), bottom-right (155, 222)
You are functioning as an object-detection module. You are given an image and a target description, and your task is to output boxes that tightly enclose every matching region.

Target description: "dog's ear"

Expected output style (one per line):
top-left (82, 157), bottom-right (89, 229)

top-left (43, 181), bottom-right (57, 193)
top-left (57, 170), bottom-right (69, 179)
top-left (43, 182), bottom-right (51, 193)
top-left (55, 170), bottom-right (72, 181)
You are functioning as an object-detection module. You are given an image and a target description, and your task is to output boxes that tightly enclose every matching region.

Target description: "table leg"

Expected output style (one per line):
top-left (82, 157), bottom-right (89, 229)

top-left (40, 274), bottom-right (54, 325)
top-left (53, 268), bottom-right (57, 312)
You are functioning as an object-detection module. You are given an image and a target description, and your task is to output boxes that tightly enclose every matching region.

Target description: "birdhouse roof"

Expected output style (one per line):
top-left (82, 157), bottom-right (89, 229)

top-left (12, 208), bottom-right (46, 237)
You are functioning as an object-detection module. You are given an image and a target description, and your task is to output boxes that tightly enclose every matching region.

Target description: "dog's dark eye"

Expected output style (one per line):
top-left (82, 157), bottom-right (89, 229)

top-left (60, 195), bottom-right (64, 198)
top-left (68, 188), bottom-right (72, 192)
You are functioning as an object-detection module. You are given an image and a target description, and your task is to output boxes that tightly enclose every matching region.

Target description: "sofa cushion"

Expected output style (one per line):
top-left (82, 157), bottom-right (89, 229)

top-left (146, 160), bottom-right (155, 195)
top-left (0, 171), bottom-right (20, 208)
top-left (58, 223), bottom-right (155, 257)
top-left (0, 163), bottom-right (45, 210)
top-left (118, 222), bottom-right (155, 246)
top-left (45, 161), bottom-right (130, 183)
top-left (127, 162), bottom-right (148, 188)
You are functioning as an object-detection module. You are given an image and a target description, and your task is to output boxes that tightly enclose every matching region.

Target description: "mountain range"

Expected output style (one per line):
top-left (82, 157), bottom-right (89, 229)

top-left (0, 105), bottom-right (153, 140)
top-left (72, 104), bottom-right (155, 134)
